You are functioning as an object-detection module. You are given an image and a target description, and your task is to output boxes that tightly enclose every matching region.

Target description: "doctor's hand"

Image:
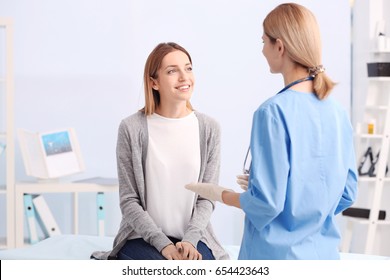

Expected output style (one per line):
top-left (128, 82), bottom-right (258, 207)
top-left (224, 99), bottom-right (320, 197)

top-left (236, 174), bottom-right (249, 191)
top-left (176, 241), bottom-right (202, 260)
top-left (185, 182), bottom-right (234, 203)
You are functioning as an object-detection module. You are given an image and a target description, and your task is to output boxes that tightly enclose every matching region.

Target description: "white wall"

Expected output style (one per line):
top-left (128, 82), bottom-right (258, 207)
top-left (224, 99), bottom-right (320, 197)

top-left (0, 0), bottom-right (351, 247)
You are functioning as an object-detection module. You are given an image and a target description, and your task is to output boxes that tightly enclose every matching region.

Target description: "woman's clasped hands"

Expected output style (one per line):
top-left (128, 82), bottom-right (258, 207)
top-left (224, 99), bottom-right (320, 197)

top-left (161, 241), bottom-right (202, 260)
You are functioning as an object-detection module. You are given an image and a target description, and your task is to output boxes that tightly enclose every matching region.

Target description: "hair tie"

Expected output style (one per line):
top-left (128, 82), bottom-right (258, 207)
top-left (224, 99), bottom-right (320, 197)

top-left (308, 65), bottom-right (325, 77)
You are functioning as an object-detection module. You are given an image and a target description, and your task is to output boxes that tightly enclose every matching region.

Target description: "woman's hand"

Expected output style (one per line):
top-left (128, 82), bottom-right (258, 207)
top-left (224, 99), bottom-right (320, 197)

top-left (176, 241), bottom-right (202, 260)
top-left (161, 244), bottom-right (183, 260)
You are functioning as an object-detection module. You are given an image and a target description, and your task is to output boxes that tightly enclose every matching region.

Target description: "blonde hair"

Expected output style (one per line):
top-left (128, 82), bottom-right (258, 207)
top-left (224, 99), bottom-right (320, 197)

top-left (263, 3), bottom-right (335, 99)
top-left (141, 42), bottom-right (193, 115)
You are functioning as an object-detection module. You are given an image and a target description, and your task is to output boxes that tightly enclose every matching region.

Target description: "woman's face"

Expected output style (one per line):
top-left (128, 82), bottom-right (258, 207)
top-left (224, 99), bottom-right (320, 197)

top-left (152, 50), bottom-right (195, 105)
top-left (262, 33), bottom-right (280, 73)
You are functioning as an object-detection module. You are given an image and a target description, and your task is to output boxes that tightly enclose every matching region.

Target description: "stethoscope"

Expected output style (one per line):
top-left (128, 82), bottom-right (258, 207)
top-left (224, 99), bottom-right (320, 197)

top-left (242, 75), bottom-right (314, 175)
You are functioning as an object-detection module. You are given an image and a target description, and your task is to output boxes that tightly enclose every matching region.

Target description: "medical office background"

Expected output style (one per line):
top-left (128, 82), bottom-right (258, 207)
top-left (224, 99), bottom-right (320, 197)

top-left (0, 0), bottom-right (389, 256)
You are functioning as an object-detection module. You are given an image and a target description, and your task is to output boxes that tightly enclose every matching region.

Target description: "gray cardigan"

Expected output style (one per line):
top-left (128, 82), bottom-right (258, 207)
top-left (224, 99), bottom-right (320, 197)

top-left (91, 111), bottom-right (229, 260)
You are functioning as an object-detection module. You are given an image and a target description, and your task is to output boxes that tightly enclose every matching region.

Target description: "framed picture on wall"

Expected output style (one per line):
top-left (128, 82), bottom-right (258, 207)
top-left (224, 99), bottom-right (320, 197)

top-left (18, 128), bottom-right (85, 179)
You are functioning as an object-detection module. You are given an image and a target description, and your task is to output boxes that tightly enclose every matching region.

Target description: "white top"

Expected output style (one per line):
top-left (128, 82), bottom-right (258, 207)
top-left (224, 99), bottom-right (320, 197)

top-left (145, 112), bottom-right (200, 239)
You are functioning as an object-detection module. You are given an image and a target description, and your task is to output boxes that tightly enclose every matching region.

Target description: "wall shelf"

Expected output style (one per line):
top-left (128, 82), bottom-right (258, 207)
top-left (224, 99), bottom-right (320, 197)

top-left (343, 75), bottom-right (390, 254)
top-left (368, 77), bottom-right (390, 82)
top-left (355, 133), bottom-right (384, 139)
top-left (358, 177), bottom-right (390, 182)
top-left (366, 105), bottom-right (388, 111)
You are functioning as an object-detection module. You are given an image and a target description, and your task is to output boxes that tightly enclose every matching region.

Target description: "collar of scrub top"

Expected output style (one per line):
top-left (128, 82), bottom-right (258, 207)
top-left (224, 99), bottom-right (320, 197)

top-left (243, 75), bottom-right (315, 175)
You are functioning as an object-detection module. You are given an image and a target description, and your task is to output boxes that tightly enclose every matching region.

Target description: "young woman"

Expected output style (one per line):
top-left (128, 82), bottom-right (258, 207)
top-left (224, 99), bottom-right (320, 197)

top-left (92, 42), bottom-right (228, 260)
top-left (186, 3), bottom-right (358, 260)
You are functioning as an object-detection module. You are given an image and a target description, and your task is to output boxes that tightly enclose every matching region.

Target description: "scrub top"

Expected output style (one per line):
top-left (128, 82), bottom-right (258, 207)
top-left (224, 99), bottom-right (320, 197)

top-left (239, 89), bottom-right (358, 260)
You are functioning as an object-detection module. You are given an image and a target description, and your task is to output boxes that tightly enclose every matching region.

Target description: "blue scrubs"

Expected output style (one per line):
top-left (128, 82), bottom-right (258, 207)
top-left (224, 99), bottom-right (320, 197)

top-left (239, 89), bottom-right (358, 259)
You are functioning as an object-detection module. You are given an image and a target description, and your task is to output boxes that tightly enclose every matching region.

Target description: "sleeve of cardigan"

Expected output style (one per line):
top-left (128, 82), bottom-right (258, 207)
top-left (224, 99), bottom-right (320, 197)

top-left (116, 119), bottom-right (172, 253)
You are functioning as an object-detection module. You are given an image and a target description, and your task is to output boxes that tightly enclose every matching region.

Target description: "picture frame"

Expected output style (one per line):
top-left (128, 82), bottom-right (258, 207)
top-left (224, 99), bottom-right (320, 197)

top-left (18, 128), bottom-right (85, 179)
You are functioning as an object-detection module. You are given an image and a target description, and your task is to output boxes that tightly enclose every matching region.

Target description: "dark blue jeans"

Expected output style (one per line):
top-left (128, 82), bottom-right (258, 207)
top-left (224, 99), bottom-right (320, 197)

top-left (117, 236), bottom-right (215, 260)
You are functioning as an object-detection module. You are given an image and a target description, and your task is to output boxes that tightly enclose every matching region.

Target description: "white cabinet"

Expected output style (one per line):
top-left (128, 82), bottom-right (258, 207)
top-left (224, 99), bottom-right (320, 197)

top-left (0, 18), bottom-right (15, 249)
top-left (342, 75), bottom-right (390, 254)
top-left (14, 181), bottom-right (118, 248)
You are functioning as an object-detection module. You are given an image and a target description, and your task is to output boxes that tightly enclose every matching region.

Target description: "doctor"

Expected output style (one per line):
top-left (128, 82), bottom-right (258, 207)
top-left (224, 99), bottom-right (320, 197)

top-left (186, 3), bottom-right (357, 260)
